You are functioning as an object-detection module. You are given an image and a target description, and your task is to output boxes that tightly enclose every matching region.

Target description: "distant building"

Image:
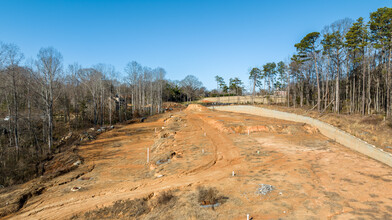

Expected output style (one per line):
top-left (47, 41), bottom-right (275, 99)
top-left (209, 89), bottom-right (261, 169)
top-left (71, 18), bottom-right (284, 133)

top-left (274, 90), bottom-right (287, 97)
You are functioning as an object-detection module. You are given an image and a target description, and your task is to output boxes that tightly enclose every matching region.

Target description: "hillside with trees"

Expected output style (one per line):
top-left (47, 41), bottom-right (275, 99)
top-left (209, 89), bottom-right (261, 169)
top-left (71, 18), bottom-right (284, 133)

top-left (0, 44), bottom-right (206, 186)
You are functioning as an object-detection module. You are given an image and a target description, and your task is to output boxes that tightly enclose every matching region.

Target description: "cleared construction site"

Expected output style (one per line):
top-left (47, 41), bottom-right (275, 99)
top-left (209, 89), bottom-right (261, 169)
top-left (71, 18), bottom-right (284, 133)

top-left (2, 104), bottom-right (392, 219)
top-left (2, 2), bottom-right (392, 219)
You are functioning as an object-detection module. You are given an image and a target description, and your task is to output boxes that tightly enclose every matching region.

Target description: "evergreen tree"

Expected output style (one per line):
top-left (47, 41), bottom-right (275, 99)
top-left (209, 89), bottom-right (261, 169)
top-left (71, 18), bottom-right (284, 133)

top-left (249, 67), bottom-right (262, 97)
top-left (295, 32), bottom-right (321, 111)
top-left (277, 61), bottom-right (287, 90)
top-left (322, 31), bottom-right (344, 113)
top-left (369, 7), bottom-right (392, 116)
top-left (262, 62), bottom-right (277, 93)
top-left (214, 75), bottom-right (226, 96)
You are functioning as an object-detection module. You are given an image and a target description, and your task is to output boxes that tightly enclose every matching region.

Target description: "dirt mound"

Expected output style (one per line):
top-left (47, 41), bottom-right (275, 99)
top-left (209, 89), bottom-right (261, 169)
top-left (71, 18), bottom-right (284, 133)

top-left (162, 102), bottom-right (183, 109)
top-left (240, 124), bottom-right (319, 135)
top-left (185, 104), bottom-right (209, 112)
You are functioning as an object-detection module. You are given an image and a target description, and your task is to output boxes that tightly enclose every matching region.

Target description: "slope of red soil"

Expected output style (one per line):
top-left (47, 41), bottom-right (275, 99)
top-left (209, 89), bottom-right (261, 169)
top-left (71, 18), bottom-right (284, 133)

top-left (3, 105), bottom-right (392, 219)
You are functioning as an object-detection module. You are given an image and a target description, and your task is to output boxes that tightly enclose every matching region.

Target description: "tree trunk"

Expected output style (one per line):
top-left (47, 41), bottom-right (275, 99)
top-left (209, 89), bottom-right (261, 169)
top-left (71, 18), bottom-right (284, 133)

top-left (293, 78), bottom-right (297, 108)
top-left (346, 58), bottom-right (350, 113)
top-left (352, 76), bottom-right (355, 114)
top-left (314, 57), bottom-right (321, 112)
top-left (109, 96), bottom-right (112, 125)
top-left (48, 102), bottom-right (53, 153)
top-left (101, 86), bottom-right (104, 126)
top-left (367, 52), bottom-right (372, 114)
top-left (287, 71), bottom-right (290, 107)
top-left (376, 79), bottom-right (380, 112)
top-left (335, 58), bottom-right (340, 114)
top-left (362, 53), bottom-right (366, 115)
top-left (252, 75), bottom-right (256, 104)
top-left (12, 73), bottom-right (19, 157)
top-left (300, 82), bottom-right (304, 107)
top-left (325, 57), bottom-right (330, 111)
top-left (388, 46), bottom-right (392, 117)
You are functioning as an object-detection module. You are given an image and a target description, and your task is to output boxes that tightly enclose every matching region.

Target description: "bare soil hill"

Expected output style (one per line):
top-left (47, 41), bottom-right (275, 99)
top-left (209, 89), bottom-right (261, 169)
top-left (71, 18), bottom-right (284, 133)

top-left (2, 104), bottom-right (392, 219)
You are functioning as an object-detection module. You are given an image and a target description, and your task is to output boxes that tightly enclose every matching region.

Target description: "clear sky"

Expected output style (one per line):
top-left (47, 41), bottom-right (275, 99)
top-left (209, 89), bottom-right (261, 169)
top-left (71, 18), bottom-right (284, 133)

top-left (1, 0), bottom-right (391, 90)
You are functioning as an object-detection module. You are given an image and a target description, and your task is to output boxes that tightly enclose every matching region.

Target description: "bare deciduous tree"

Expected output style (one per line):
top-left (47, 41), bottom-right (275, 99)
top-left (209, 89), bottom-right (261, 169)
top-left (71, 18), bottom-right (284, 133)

top-left (36, 47), bottom-right (63, 152)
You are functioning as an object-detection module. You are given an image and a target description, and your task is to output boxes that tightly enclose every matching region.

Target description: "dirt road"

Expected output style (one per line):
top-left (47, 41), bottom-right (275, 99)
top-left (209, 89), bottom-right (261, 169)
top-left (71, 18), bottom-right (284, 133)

top-left (6, 104), bottom-right (392, 219)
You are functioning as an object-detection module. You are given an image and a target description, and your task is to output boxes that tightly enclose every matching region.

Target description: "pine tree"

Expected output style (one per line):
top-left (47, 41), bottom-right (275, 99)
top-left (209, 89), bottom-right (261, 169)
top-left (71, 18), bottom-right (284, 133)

top-left (249, 67), bottom-right (262, 98)
top-left (322, 31), bottom-right (344, 113)
top-left (369, 7), bottom-right (392, 116)
top-left (295, 32), bottom-right (321, 111)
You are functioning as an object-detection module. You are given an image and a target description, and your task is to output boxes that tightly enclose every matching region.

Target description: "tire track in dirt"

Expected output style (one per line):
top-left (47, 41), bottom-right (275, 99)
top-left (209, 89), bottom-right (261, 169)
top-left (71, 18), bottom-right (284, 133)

top-left (180, 111), bottom-right (241, 176)
top-left (9, 105), bottom-right (392, 219)
top-left (180, 112), bottom-right (219, 176)
top-left (9, 109), bottom-right (242, 220)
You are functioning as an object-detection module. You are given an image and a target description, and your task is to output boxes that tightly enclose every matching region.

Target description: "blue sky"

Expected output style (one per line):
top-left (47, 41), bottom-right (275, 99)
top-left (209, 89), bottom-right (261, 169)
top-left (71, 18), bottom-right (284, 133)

top-left (1, 0), bottom-right (391, 90)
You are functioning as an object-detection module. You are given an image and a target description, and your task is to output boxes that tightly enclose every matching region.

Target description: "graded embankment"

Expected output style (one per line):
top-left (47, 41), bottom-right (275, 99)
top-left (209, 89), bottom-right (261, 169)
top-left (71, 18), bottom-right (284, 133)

top-left (4, 105), bottom-right (392, 219)
top-left (212, 105), bottom-right (392, 167)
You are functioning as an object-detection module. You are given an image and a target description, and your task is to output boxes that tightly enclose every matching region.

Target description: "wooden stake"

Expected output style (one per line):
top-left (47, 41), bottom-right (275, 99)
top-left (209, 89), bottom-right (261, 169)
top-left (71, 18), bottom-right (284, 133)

top-left (147, 147), bottom-right (149, 163)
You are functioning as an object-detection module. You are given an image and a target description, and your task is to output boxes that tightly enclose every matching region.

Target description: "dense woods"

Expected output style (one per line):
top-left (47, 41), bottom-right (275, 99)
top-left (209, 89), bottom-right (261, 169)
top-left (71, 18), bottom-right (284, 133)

top-left (0, 43), bottom-right (206, 186)
top-left (244, 7), bottom-right (392, 116)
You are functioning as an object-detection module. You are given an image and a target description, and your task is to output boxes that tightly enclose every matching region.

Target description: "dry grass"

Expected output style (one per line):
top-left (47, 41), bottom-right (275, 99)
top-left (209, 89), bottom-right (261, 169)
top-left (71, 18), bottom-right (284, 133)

top-left (156, 190), bottom-right (175, 205)
top-left (72, 196), bottom-right (151, 219)
top-left (197, 187), bottom-right (228, 206)
top-left (71, 191), bottom-right (178, 219)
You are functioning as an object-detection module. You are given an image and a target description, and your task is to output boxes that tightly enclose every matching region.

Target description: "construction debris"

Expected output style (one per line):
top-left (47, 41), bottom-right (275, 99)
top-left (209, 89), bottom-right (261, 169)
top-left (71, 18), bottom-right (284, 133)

top-left (73, 160), bottom-right (82, 166)
top-left (256, 184), bottom-right (274, 195)
top-left (71, 187), bottom-right (81, 192)
top-left (156, 159), bottom-right (171, 165)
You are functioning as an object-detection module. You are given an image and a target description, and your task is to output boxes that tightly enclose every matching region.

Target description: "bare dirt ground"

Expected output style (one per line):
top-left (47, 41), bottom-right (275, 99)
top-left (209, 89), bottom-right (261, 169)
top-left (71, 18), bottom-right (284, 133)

top-left (257, 104), bottom-right (392, 154)
top-left (3, 104), bottom-right (392, 219)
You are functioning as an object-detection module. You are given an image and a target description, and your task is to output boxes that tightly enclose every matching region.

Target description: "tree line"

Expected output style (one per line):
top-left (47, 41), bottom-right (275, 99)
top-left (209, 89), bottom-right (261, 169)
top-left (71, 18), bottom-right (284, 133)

top-left (213, 76), bottom-right (245, 96)
top-left (245, 7), bottom-right (392, 116)
top-left (0, 42), bottom-right (205, 186)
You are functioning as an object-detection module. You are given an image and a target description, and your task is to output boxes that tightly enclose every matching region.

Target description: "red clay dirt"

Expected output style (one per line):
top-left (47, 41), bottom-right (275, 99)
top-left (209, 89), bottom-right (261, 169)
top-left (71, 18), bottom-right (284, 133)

top-left (257, 104), bottom-right (392, 154)
top-left (3, 104), bottom-right (392, 219)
